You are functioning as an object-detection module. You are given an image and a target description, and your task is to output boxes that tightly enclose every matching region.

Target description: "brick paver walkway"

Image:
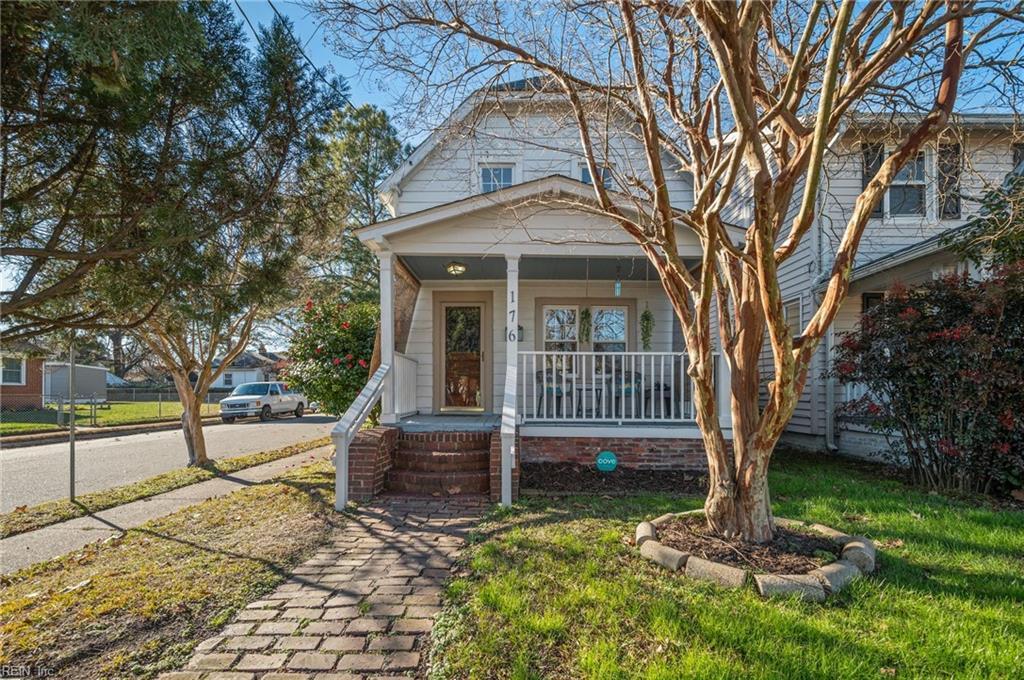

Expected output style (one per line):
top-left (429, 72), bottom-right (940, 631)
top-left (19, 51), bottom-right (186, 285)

top-left (160, 495), bottom-right (487, 680)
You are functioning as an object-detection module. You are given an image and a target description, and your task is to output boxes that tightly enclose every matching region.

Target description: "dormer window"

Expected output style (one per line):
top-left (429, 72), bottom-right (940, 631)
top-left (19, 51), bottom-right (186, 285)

top-left (480, 164), bottom-right (513, 193)
top-left (581, 164), bottom-right (612, 188)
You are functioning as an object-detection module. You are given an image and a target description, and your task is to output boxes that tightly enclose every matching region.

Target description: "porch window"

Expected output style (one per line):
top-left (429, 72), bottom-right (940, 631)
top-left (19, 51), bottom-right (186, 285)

top-left (480, 164), bottom-right (513, 193)
top-left (543, 306), bottom-right (578, 352)
top-left (2, 356), bottom-right (25, 385)
top-left (592, 306), bottom-right (627, 352)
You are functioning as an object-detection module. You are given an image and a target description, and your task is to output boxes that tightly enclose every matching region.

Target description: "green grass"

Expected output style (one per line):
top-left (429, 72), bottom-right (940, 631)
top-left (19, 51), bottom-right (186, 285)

top-left (431, 452), bottom-right (1024, 680)
top-left (0, 437), bottom-right (331, 538)
top-left (0, 460), bottom-right (338, 679)
top-left (0, 401), bottom-right (219, 436)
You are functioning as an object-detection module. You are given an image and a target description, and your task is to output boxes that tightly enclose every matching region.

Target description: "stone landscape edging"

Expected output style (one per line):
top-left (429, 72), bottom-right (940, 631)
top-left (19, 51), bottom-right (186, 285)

top-left (635, 510), bottom-right (875, 602)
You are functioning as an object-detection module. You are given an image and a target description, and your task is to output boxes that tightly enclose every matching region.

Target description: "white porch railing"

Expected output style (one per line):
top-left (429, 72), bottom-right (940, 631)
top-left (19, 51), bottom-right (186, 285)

top-left (331, 363), bottom-right (389, 510)
top-left (518, 351), bottom-right (708, 423)
top-left (394, 352), bottom-right (418, 417)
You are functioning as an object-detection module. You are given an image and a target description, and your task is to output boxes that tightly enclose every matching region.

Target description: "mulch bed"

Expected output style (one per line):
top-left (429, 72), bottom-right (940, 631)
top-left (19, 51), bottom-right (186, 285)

top-left (658, 515), bottom-right (839, 574)
top-left (521, 462), bottom-right (707, 495)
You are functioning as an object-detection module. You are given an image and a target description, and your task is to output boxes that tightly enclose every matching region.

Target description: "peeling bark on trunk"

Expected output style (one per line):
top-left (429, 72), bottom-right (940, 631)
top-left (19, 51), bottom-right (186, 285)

top-left (180, 397), bottom-right (208, 467)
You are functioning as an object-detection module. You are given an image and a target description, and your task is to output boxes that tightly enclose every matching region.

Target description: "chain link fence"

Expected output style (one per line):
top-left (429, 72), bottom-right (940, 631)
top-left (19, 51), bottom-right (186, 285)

top-left (0, 389), bottom-right (225, 436)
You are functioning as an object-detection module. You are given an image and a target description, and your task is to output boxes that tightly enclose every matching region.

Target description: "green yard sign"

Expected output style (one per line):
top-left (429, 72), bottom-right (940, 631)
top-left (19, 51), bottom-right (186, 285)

top-left (596, 450), bottom-right (618, 472)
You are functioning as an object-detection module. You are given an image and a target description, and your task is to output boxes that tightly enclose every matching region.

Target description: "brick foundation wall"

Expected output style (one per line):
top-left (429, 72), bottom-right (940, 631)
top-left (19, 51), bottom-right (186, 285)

top-left (520, 435), bottom-right (709, 471)
top-left (348, 426), bottom-right (398, 501)
top-left (489, 429), bottom-right (520, 503)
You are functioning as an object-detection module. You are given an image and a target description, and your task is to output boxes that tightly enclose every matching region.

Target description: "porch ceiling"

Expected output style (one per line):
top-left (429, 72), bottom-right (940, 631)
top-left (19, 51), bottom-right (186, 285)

top-left (401, 255), bottom-right (697, 281)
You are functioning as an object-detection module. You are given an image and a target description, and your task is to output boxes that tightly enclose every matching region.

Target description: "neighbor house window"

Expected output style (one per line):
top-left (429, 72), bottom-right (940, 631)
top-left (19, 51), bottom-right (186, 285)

top-left (862, 143), bottom-right (930, 218)
top-left (1013, 143), bottom-right (1024, 171)
top-left (862, 292), bottom-right (885, 313)
top-left (543, 306), bottom-right (578, 352)
top-left (480, 164), bottom-right (513, 193)
top-left (223, 372), bottom-right (233, 387)
top-left (581, 165), bottom-right (612, 188)
top-left (2, 356), bottom-right (25, 385)
top-left (592, 306), bottom-right (627, 352)
top-left (889, 151), bottom-right (927, 216)
top-left (783, 299), bottom-right (801, 338)
top-left (937, 143), bottom-right (962, 219)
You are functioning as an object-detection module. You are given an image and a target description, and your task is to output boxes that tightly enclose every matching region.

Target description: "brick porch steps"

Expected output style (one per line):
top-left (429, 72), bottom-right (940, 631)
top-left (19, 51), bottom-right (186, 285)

top-left (387, 430), bottom-right (491, 496)
top-left (387, 468), bottom-right (490, 495)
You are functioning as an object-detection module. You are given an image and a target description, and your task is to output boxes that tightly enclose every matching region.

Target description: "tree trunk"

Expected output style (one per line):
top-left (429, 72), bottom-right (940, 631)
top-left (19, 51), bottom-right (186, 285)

top-left (181, 398), bottom-right (209, 466)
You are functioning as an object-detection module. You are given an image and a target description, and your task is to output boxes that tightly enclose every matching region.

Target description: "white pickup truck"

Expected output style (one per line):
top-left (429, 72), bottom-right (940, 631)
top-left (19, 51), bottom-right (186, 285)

top-left (219, 381), bottom-right (305, 423)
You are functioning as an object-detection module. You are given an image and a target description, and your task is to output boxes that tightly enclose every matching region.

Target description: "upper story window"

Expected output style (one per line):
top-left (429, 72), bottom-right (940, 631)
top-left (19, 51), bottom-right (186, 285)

top-left (480, 164), bottom-right (513, 193)
top-left (581, 165), bottom-right (612, 188)
top-left (783, 299), bottom-right (801, 338)
top-left (1013, 143), bottom-right (1024, 171)
top-left (223, 372), bottom-right (233, 386)
top-left (862, 142), bottom-right (962, 220)
top-left (2, 356), bottom-right (26, 385)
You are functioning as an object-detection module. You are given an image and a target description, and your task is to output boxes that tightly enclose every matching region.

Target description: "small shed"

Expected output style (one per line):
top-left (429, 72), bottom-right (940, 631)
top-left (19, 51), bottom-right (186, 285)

top-left (43, 363), bottom-right (109, 402)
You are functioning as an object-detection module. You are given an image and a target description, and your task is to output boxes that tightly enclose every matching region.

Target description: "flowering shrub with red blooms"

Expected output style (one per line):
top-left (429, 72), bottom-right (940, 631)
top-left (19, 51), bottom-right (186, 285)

top-left (833, 266), bottom-right (1024, 495)
top-left (284, 300), bottom-right (378, 416)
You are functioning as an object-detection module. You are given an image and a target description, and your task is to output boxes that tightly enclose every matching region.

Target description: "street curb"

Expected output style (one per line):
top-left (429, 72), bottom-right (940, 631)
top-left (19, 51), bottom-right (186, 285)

top-left (1, 417), bottom-right (223, 449)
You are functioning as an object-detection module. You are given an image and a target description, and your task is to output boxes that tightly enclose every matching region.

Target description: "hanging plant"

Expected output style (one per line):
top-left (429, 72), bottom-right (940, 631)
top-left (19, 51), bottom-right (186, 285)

top-left (579, 307), bottom-right (592, 343)
top-left (640, 306), bottom-right (655, 350)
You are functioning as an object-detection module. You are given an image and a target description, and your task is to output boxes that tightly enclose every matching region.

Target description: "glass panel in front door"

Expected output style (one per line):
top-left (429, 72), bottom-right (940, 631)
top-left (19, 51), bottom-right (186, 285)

top-left (444, 305), bottom-right (483, 409)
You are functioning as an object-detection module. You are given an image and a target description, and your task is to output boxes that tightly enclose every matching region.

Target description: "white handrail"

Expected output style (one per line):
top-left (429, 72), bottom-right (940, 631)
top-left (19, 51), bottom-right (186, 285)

top-left (499, 362), bottom-right (517, 506)
top-left (331, 363), bottom-right (390, 510)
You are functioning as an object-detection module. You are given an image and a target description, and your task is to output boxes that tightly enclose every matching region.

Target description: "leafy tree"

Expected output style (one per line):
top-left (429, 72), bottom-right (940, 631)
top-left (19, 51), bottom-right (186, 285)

top-left (834, 269), bottom-right (1024, 494)
top-left (284, 300), bottom-right (378, 416)
top-left (0, 1), bottom-right (258, 339)
top-left (307, 104), bottom-right (410, 304)
top-left (316, 0), bottom-right (1020, 540)
top-left (119, 12), bottom-right (345, 466)
top-left (950, 172), bottom-right (1024, 267)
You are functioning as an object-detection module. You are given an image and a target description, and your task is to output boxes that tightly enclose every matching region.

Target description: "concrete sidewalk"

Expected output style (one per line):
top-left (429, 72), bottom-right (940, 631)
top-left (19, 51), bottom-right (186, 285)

top-left (0, 445), bottom-right (333, 574)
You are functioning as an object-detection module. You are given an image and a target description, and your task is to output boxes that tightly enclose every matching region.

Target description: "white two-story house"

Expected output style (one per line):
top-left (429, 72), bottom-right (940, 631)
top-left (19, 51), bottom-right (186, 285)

top-left (330, 79), bottom-right (1021, 508)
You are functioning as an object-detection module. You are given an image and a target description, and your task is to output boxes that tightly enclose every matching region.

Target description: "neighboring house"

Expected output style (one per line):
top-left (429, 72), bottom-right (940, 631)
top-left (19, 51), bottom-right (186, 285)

top-left (44, 363), bottom-right (110, 402)
top-left (722, 114), bottom-right (1022, 459)
top-left (0, 342), bottom-right (45, 410)
top-left (210, 351), bottom-right (286, 390)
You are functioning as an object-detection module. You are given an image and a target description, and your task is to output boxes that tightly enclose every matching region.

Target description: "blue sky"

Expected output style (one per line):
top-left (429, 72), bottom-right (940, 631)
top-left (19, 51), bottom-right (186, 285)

top-left (229, 0), bottom-right (395, 111)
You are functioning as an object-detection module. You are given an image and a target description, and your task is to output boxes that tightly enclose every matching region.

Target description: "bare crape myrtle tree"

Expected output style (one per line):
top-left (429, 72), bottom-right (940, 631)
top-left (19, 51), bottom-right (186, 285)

top-left (315, 0), bottom-right (1023, 541)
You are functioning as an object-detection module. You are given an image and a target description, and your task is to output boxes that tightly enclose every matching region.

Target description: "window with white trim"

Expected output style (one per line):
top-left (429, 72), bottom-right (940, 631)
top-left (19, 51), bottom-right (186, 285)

top-left (783, 299), bottom-right (801, 339)
top-left (591, 306), bottom-right (627, 352)
top-left (480, 164), bottom-right (513, 193)
top-left (2, 356), bottom-right (25, 385)
top-left (542, 306), bottom-right (578, 352)
top-left (581, 164), bottom-right (612, 188)
top-left (223, 372), bottom-right (233, 387)
top-left (888, 151), bottom-right (927, 216)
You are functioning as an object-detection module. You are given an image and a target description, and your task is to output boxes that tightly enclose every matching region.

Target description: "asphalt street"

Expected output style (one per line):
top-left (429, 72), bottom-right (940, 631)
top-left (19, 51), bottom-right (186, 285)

top-left (0, 414), bottom-right (336, 512)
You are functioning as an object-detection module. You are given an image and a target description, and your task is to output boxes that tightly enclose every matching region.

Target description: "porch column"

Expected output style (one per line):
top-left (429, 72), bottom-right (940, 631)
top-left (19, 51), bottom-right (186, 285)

top-left (501, 253), bottom-right (520, 506)
top-left (379, 251), bottom-right (396, 424)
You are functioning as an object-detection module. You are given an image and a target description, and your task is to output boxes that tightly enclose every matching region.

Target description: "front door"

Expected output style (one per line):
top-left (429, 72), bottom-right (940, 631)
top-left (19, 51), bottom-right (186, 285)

top-left (442, 303), bottom-right (484, 411)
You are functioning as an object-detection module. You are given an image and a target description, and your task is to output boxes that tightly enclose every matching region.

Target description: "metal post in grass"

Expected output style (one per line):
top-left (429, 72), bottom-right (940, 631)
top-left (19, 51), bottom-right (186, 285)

top-left (68, 342), bottom-right (76, 502)
top-left (158, 390), bottom-right (162, 417)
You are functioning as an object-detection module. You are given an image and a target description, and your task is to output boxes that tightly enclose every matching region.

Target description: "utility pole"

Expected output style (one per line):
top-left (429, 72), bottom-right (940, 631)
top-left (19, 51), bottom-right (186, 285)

top-left (69, 341), bottom-right (76, 502)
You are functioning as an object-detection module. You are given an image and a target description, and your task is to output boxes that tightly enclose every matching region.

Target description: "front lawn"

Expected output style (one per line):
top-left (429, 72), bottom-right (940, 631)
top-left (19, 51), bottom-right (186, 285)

top-left (432, 452), bottom-right (1024, 679)
top-left (0, 460), bottom-right (338, 679)
top-left (0, 400), bottom-right (219, 436)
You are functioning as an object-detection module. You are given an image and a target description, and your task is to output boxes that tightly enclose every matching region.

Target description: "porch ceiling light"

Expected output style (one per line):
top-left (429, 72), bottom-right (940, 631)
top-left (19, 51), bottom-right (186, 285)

top-left (445, 260), bottom-right (467, 277)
